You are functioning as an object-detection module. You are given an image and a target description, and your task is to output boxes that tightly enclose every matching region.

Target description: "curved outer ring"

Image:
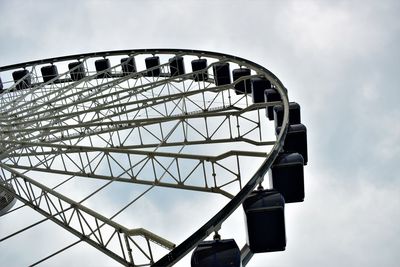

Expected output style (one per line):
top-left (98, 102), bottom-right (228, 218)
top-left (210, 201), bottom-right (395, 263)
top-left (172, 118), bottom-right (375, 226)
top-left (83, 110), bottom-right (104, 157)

top-left (0, 49), bottom-right (290, 266)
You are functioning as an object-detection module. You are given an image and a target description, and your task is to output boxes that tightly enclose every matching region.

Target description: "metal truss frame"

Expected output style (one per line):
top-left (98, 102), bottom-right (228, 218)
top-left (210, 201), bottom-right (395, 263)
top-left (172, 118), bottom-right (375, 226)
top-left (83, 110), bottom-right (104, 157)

top-left (0, 49), bottom-right (290, 267)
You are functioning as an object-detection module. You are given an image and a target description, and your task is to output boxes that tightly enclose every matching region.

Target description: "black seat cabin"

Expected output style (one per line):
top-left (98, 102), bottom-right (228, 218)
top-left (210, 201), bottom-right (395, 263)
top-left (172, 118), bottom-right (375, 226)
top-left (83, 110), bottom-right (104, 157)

top-left (68, 62), bottom-right (86, 81)
top-left (169, 56), bottom-right (185, 77)
top-left (276, 123), bottom-right (308, 165)
top-left (273, 102), bottom-right (301, 128)
top-left (270, 153), bottom-right (305, 203)
top-left (251, 77), bottom-right (272, 103)
top-left (121, 57), bottom-right (136, 75)
top-left (95, 58), bottom-right (111, 78)
top-left (41, 65), bottom-right (59, 83)
top-left (145, 56), bottom-right (160, 77)
top-left (12, 69), bottom-right (31, 90)
top-left (265, 89), bottom-right (281, 120)
top-left (191, 239), bottom-right (241, 267)
top-left (191, 59), bottom-right (208, 81)
top-left (232, 68), bottom-right (251, 94)
top-left (243, 189), bottom-right (286, 253)
top-left (213, 62), bottom-right (231, 86)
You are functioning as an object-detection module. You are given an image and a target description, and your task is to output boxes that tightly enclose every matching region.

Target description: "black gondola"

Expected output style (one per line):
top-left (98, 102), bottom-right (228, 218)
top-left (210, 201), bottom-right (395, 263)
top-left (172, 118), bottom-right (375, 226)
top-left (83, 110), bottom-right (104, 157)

top-left (169, 56), bottom-right (185, 77)
top-left (213, 62), bottom-right (231, 86)
top-left (95, 58), bottom-right (111, 78)
top-left (191, 239), bottom-right (241, 267)
top-left (232, 68), bottom-right (251, 94)
top-left (68, 62), bottom-right (86, 81)
top-left (243, 189), bottom-right (286, 253)
top-left (41, 65), bottom-right (59, 83)
top-left (121, 57), bottom-right (136, 75)
top-left (270, 153), bottom-right (305, 203)
top-left (251, 77), bottom-right (272, 103)
top-left (276, 123), bottom-right (308, 165)
top-left (265, 88), bottom-right (281, 120)
top-left (145, 56), bottom-right (160, 76)
top-left (191, 59), bottom-right (208, 81)
top-left (274, 102), bottom-right (301, 128)
top-left (12, 69), bottom-right (31, 90)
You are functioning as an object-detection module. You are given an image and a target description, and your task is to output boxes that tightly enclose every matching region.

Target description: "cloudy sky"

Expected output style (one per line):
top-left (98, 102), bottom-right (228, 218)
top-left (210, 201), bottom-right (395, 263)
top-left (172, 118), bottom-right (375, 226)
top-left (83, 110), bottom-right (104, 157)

top-left (0, 0), bottom-right (399, 266)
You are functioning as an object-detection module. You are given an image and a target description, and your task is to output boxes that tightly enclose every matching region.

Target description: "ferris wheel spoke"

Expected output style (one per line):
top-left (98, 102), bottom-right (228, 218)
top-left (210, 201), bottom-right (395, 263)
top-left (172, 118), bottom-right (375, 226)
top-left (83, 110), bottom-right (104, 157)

top-left (4, 73), bottom-right (230, 132)
top-left (4, 102), bottom-right (267, 138)
top-left (4, 140), bottom-right (267, 196)
top-left (0, 163), bottom-right (174, 266)
top-left (4, 101), bottom-right (273, 152)
top-left (0, 149), bottom-right (109, 218)
top-left (4, 76), bottom-right (238, 136)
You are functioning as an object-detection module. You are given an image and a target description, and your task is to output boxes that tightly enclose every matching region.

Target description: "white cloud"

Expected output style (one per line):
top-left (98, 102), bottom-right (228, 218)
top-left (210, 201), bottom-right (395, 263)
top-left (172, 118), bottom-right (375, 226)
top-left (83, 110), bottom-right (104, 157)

top-left (1, 0), bottom-right (400, 266)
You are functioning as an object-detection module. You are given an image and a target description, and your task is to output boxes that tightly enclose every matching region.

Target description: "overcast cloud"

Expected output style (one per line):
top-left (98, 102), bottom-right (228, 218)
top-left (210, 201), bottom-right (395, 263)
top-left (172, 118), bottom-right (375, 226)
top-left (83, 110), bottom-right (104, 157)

top-left (0, 0), bottom-right (399, 266)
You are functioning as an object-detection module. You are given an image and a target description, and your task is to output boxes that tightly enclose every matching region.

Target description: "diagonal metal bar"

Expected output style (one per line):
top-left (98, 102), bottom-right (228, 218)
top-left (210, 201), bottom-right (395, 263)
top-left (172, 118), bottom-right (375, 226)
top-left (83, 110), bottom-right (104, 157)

top-left (0, 163), bottom-right (174, 267)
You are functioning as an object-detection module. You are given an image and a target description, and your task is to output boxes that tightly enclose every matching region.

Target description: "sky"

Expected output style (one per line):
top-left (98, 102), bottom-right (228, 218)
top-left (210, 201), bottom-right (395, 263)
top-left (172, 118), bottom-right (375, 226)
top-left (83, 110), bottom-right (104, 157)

top-left (0, 0), bottom-right (400, 266)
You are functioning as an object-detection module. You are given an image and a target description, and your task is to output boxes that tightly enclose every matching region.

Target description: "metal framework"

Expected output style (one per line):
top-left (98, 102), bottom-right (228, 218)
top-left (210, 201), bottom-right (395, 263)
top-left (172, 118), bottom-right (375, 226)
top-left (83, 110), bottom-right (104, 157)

top-left (0, 49), bottom-right (290, 266)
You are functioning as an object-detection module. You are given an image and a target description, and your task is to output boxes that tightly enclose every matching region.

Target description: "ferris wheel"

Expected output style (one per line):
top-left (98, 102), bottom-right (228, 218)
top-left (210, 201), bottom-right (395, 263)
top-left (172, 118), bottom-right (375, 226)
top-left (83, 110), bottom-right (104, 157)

top-left (0, 49), bottom-right (308, 266)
